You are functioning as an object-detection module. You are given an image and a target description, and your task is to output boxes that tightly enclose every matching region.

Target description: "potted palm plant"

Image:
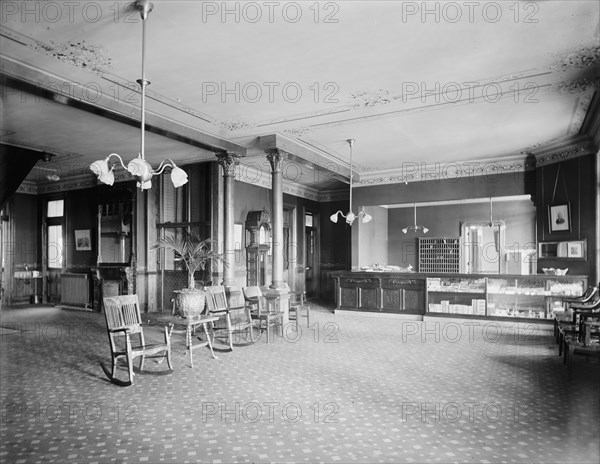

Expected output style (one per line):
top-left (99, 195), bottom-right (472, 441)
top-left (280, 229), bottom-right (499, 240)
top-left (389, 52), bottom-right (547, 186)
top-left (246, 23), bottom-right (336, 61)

top-left (152, 231), bottom-right (226, 317)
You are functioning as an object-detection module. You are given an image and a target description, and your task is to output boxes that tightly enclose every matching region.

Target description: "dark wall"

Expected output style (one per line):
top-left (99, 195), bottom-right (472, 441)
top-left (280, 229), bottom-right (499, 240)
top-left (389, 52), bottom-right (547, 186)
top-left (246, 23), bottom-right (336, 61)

top-left (536, 154), bottom-right (597, 277)
top-left (319, 199), bottom-right (351, 301)
top-left (65, 188), bottom-right (97, 269)
top-left (12, 194), bottom-right (38, 268)
top-left (319, 200), bottom-right (351, 270)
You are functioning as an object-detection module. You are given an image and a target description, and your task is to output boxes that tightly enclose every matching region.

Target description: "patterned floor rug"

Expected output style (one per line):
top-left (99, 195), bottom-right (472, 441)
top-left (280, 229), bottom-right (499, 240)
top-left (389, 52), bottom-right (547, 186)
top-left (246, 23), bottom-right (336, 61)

top-left (1, 303), bottom-right (598, 463)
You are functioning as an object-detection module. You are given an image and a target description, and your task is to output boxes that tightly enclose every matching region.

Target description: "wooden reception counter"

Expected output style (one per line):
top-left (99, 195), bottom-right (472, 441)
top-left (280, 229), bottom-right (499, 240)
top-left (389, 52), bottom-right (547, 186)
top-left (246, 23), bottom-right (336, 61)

top-left (331, 271), bottom-right (588, 321)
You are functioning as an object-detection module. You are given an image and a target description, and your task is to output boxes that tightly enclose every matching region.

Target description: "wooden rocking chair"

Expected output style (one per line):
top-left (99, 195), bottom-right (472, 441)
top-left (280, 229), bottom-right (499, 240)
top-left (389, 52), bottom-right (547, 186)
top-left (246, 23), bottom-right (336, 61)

top-left (101, 295), bottom-right (172, 386)
top-left (205, 286), bottom-right (255, 350)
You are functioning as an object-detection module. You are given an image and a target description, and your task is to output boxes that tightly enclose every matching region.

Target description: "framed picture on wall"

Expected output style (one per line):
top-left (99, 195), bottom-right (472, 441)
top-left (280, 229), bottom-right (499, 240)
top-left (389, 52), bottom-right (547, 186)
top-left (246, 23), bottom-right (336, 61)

top-left (566, 241), bottom-right (584, 258)
top-left (75, 229), bottom-right (92, 251)
top-left (548, 203), bottom-right (570, 233)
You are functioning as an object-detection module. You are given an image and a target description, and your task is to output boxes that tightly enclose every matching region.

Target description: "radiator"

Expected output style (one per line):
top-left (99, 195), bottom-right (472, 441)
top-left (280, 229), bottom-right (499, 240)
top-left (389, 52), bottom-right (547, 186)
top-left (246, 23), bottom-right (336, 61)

top-left (60, 273), bottom-right (91, 308)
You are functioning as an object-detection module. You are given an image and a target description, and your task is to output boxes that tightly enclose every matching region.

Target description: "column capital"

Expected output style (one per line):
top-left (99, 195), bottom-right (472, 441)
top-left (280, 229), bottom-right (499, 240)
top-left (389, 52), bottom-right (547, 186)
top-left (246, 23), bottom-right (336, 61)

top-left (265, 149), bottom-right (289, 173)
top-left (216, 152), bottom-right (241, 177)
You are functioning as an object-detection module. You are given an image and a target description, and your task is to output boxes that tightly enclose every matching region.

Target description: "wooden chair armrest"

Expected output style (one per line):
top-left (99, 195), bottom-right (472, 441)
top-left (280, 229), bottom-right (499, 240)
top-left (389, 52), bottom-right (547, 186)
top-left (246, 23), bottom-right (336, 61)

top-left (109, 328), bottom-right (131, 334)
top-left (209, 308), bottom-right (231, 314)
top-left (187, 315), bottom-right (220, 324)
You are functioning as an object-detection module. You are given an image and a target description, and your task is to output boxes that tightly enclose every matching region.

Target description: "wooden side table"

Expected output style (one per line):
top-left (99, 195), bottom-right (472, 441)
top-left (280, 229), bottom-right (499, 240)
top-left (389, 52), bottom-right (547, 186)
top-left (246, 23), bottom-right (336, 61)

top-left (159, 314), bottom-right (219, 367)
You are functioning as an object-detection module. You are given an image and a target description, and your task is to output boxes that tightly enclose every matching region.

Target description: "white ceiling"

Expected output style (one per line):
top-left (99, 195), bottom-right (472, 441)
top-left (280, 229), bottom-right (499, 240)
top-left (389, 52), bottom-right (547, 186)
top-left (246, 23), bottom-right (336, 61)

top-left (1, 1), bottom-right (599, 188)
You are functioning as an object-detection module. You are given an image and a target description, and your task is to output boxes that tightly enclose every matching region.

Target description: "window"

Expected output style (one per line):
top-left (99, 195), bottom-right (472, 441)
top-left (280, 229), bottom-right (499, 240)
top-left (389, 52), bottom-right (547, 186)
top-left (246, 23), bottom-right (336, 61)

top-left (305, 212), bottom-right (313, 227)
top-left (47, 200), bottom-right (64, 218)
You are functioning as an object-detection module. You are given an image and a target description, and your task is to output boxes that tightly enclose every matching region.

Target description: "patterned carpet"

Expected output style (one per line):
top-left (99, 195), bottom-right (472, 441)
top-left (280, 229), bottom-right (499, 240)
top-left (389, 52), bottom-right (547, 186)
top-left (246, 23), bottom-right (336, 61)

top-left (1, 303), bottom-right (598, 464)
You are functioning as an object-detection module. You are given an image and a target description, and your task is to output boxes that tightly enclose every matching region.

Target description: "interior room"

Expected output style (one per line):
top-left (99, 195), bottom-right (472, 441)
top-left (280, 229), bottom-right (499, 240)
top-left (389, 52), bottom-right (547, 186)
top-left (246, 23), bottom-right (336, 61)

top-left (1, 1), bottom-right (599, 463)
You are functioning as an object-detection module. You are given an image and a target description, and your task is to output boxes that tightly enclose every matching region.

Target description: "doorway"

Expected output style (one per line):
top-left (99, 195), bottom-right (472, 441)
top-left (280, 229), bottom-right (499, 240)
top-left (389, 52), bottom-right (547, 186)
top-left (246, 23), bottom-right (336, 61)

top-left (304, 211), bottom-right (319, 298)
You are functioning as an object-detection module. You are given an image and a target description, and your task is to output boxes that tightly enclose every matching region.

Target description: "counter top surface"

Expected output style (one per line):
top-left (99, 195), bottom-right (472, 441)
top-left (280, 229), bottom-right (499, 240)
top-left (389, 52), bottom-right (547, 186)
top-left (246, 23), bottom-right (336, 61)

top-left (331, 271), bottom-right (588, 279)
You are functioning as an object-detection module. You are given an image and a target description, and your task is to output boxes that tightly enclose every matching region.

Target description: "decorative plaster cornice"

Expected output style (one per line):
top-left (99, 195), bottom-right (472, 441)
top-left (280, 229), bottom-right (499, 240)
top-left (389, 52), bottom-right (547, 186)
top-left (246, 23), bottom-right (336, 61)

top-left (355, 154), bottom-right (535, 187)
top-left (17, 171), bottom-right (132, 195)
top-left (532, 141), bottom-right (595, 167)
top-left (16, 181), bottom-right (38, 195)
top-left (317, 190), bottom-right (349, 202)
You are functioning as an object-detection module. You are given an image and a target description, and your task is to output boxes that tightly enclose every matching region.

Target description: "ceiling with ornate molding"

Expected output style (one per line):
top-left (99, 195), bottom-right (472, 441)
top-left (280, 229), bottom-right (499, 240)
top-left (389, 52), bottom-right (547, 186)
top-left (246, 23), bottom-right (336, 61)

top-left (1, 1), bottom-right (599, 189)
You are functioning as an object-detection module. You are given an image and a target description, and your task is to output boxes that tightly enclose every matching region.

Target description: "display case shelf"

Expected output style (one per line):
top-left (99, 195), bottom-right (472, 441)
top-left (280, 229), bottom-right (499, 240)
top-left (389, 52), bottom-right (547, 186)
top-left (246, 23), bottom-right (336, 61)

top-left (426, 274), bottom-right (587, 320)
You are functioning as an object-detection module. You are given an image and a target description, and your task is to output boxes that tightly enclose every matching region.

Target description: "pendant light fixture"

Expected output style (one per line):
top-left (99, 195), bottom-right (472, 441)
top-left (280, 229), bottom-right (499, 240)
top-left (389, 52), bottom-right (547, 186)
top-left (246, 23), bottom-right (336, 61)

top-left (329, 139), bottom-right (373, 226)
top-left (402, 203), bottom-right (429, 234)
top-left (488, 197), bottom-right (494, 227)
top-left (89, 0), bottom-right (188, 191)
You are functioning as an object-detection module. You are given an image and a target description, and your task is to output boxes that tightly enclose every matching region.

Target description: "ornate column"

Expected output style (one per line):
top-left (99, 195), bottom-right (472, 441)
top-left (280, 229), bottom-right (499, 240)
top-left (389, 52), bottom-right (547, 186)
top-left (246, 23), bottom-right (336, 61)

top-left (216, 152), bottom-right (240, 289)
top-left (266, 149), bottom-right (287, 289)
top-left (266, 149), bottom-right (290, 323)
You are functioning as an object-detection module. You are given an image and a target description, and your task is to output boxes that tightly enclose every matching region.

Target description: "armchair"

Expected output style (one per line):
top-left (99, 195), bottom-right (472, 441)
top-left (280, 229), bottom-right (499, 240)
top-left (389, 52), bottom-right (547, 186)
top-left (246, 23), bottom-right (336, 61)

top-left (101, 294), bottom-right (172, 386)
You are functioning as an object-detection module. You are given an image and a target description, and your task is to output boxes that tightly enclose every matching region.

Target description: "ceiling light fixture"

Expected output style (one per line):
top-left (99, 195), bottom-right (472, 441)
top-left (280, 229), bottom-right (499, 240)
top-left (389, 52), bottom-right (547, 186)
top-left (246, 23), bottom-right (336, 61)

top-left (329, 139), bottom-right (372, 226)
top-left (89, 0), bottom-right (188, 191)
top-left (33, 165), bottom-right (60, 181)
top-left (402, 203), bottom-right (428, 234)
top-left (488, 197), bottom-right (494, 227)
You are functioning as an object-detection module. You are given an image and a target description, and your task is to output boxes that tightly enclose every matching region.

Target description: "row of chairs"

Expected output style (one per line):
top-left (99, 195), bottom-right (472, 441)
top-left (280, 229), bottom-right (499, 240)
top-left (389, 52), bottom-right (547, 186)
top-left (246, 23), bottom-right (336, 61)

top-left (102, 286), bottom-right (310, 385)
top-left (553, 284), bottom-right (600, 379)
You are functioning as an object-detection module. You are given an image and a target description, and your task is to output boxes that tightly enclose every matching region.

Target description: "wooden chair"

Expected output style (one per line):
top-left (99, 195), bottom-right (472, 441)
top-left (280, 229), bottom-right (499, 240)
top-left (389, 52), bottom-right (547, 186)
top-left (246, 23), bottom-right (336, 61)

top-left (205, 286), bottom-right (255, 349)
top-left (554, 286), bottom-right (598, 341)
top-left (557, 295), bottom-right (600, 357)
top-left (242, 286), bottom-right (284, 343)
top-left (289, 291), bottom-right (310, 331)
top-left (102, 295), bottom-right (172, 386)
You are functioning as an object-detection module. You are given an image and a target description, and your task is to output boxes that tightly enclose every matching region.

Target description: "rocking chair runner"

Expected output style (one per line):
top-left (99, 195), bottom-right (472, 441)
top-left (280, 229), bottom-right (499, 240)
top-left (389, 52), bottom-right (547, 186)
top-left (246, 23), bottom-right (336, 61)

top-left (102, 295), bottom-right (172, 386)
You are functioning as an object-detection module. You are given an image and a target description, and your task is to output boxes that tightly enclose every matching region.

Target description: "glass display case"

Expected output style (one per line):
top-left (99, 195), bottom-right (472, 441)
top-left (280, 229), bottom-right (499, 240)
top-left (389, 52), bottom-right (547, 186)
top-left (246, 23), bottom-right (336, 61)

top-left (427, 277), bottom-right (486, 316)
top-left (427, 274), bottom-right (587, 320)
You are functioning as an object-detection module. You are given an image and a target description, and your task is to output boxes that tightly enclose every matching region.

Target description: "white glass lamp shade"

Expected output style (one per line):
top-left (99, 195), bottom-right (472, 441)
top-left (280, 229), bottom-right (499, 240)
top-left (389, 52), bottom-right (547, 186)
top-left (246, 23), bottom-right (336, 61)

top-left (362, 212), bottom-right (373, 223)
top-left (345, 211), bottom-right (356, 225)
top-left (170, 165), bottom-right (188, 188)
top-left (330, 211), bottom-right (340, 223)
top-left (402, 227), bottom-right (408, 234)
top-left (422, 227), bottom-right (429, 234)
top-left (138, 179), bottom-right (152, 190)
top-left (90, 159), bottom-right (115, 186)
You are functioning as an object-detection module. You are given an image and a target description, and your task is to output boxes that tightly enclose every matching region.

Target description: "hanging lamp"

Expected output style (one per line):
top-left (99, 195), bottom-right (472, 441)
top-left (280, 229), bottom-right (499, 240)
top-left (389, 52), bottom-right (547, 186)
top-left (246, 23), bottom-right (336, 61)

top-left (402, 203), bottom-right (429, 234)
top-left (329, 139), bottom-right (372, 226)
top-left (89, 0), bottom-right (188, 190)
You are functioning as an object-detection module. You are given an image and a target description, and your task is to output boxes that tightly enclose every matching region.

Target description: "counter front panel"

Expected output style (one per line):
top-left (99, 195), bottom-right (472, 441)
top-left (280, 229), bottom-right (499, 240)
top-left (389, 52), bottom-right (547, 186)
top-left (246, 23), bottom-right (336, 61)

top-left (332, 272), bottom-right (588, 320)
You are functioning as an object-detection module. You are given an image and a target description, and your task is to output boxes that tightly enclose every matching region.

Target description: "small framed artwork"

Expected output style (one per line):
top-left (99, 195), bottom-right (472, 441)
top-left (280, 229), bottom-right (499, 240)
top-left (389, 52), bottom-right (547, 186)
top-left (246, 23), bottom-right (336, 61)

top-left (548, 203), bottom-right (570, 233)
top-left (75, 229), bottom-right (92, 251)
top-left (566, 241), bottom-right (584, 259)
